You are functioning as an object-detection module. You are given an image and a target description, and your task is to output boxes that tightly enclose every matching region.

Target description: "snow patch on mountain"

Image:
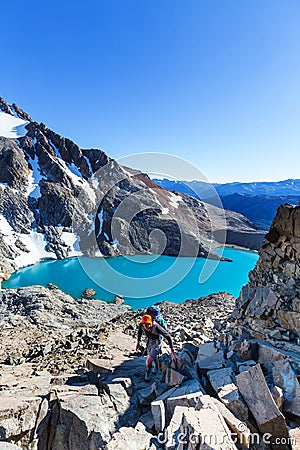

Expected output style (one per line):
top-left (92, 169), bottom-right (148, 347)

top-left (149, 188), bottom-right (182, 215)
top-left (59, 158), bottom-right (84, 187)
top-left (83, 153), bottom-right (93, 174)
top-left (27, 155), bottom-right (42, 198)
top-left (90, 177), bottom-right (99, 191)
top-left (0, 214), bottom-right (57, 268)
top-left (0, 215), bottom-right (14, 236)
top-left (61, 232), bottom-right (82, 257)
top-left (87, 213), bottom-right (95, 236)
top-left (0, 111), bottom-right (29, 138)
top-left (10, 105), bottom-right (20, 118)
top-left (82, 182), bottom-right (96, 205)
top-left (49, 140), bottom-right (84, 187)
top-left (97, 209), bottom-right (104, 237)
top-left (168, 192), bottom-right (182, 208)
top-left (14, 231), bottom-right (57, 267)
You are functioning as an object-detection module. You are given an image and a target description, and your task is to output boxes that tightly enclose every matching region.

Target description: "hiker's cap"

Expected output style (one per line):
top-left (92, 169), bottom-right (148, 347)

top-left (141, 314), bottom-right (153, 324)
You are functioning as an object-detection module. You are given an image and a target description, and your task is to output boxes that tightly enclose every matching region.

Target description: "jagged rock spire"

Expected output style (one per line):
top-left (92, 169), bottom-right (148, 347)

top-left (11, 102), bottom-right (33, 122)
top-left (0, 96), bottom-right (33, 121)
top-left (0, 97), bottom-right (14, 115)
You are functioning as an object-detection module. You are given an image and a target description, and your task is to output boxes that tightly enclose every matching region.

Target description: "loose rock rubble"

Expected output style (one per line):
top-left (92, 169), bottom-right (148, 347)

top-left (0, 204), bottom-right (300, 449)
top-left (0, 286), bottom-right (130, 372)
top-left (1, 333), bottom-right (299, 449)
top-left (0, 288), bottom-right (239, 449)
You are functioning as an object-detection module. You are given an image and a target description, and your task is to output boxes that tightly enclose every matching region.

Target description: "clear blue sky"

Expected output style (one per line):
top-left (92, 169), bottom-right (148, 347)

top-left (1, 0), bottom-right (299, 183)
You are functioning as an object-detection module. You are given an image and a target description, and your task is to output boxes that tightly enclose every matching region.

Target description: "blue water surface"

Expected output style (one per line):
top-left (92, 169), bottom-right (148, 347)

top-left (2, 248), bottom-right (258, 310)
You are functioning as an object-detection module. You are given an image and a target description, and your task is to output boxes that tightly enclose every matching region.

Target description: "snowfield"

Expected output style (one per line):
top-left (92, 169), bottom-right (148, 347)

top-left (0, 111), bottom-right (29, 138)
top-left (0, 214), bottom-right (57, 268)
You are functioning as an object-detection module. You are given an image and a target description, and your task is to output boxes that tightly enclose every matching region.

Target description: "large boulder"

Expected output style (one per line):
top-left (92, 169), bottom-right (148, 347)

top-left (106, 423), bottom-right (155, 450)
top-left (165, 401), bottom-right (238, 450)
top-left (49, 383), bottom-right (130, 449)
top-left (236, 364), bottom-right (289, 449)
top-left (0, 395), bottom-right (48, 449)
top-left (207, 368), bottom-right (248, 421)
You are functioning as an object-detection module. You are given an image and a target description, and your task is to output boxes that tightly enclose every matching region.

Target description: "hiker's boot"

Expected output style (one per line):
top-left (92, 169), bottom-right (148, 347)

top-left (145, 370), bottom-right (151, 381)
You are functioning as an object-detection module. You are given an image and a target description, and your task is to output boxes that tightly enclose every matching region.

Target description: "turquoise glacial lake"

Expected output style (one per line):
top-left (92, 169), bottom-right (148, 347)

top-left (2, 248), bottom-right (258, 310)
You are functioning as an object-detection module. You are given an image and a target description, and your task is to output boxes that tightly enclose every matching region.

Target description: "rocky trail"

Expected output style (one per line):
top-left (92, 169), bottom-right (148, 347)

top-left (0, 204), bottom-right (300, 450)
top-left (0, 287), bottom-right (300, 450)
top-left (0, 288), bottom-right (237, 450)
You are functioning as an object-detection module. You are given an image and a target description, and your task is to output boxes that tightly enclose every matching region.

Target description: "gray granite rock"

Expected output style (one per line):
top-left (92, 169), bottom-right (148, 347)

top-left (235, 204), bottom-right (300, 341)
top-left (236, 364), bottom-right (289, 449)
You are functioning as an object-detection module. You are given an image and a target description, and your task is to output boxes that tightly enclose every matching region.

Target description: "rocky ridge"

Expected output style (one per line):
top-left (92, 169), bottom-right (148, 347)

top-left (153, 178), bottom-right (300, 230)
top-left (236, 204), bottom-right (300, 343)
top-left (0, 97), bottom-right (264, 280)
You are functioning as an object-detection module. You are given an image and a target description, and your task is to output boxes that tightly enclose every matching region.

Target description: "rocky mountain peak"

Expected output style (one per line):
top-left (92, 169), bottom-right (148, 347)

top-left (11, 102), bottom-right (33, 122)
top-left (0, 96), bottom-right (33, 121)
top-left (0, 97), bottom-right (14, 115)
top-left (0, 97), bottom-right (264, 281)
top-left (266, 203), bottom-right (300, 242)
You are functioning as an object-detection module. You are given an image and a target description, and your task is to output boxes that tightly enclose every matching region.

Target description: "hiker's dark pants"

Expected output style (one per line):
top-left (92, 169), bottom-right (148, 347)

top-left (147, 339), bottom-right (161, 360)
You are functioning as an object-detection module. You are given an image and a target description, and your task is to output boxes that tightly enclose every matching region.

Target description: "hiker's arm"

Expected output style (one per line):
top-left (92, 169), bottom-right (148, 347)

top-left (156, 323), bottom-right (174, 350)
top-left (136, 323), bottom-right (143, 350)
top-left (156, 324), bottom-right (178, 361)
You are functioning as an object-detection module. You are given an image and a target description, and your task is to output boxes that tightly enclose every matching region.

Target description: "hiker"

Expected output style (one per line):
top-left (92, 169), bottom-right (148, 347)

top-left (136, 314), bottom-right (177, 381)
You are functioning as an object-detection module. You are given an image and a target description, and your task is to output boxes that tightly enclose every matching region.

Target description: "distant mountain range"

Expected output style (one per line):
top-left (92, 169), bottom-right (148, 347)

top-left (152, 178), bottom-right (300, 198)
top-left (217, 193), bottom-right (299, 230)
top-left (153, 178), bottom-right (300, 230)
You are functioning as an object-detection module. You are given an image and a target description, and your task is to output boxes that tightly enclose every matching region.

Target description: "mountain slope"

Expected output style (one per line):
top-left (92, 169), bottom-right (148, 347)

top-left (154, 178), bottom-right (300, 230)
top-left (217, 193), bottom-right (299, 230)
top-left (0, 98), bottom-right (262, 280)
